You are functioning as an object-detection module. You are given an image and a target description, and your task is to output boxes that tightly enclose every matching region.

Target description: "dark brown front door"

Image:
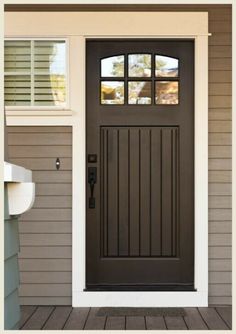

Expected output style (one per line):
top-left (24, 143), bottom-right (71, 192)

top-left (86, 40), bottom-right (194, 290)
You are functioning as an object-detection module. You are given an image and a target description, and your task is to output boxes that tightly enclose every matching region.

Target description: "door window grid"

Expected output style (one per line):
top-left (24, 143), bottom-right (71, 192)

top-left (100, 54), bottom-right (179, 105)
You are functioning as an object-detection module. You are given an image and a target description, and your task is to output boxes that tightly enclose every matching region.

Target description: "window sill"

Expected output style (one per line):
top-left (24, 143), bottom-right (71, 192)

top-left (5, 109), bottom-right (73, 117)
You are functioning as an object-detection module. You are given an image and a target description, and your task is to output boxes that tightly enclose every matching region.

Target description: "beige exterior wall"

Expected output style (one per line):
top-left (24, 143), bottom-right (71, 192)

top-left (204, 5), bottom-right (231, 306)
top-left (6, 4), bottom-right (232, 305)
top-left (8, 127), bottom-right (72, 305)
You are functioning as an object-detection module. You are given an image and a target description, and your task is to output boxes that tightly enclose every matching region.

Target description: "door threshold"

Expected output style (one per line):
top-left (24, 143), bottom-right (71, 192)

top-left (74, 290), bottom-right (208, 307)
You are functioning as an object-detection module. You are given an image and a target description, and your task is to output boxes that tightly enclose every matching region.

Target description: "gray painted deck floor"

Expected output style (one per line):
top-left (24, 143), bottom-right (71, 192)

top-left (20, 306), bottom-right (232, 330)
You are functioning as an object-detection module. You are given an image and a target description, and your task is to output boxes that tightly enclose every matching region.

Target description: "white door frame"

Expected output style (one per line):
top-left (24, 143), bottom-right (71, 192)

top-left (74, 35), bottom-right (209, 308)
top-left (5, 11), bottom-right (209, 307)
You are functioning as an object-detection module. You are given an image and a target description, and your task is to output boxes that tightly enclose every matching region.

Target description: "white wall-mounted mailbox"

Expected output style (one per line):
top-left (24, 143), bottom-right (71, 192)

top-left (4, 162), bottom-right (35, 215)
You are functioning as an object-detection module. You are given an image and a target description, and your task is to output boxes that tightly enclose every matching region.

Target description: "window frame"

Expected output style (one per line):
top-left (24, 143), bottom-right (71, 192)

top-left (4, 37), bottom-right (70, 111)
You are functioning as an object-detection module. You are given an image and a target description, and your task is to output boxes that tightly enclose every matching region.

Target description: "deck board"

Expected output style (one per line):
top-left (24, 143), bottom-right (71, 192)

top-left (84, 307), bottom-right (107, 330)
top-left (126, 316), bottom-right (146, 330)
top-left (146, 316), bottom-right (166, 330)
top-left (63, 307), bottom-right (90, 330)
top-left (43, 306), bottom-right (72, 330)
top-left (165, 316), bottom-right (188, 330)
top-left (105, 316), bottom-right (126, 330)
top-left (198, 307), bottom-right (229, 330)
top-left (216, 306), bottom-right (232, 328)
top-left (21, 306), bottom-right (54, 330)
top-left (19, 306), bottom-right (37, 328)
top-left (184, 308), bottom-right (208, 330)
top-left (19, 306), bottom-right (232, 330)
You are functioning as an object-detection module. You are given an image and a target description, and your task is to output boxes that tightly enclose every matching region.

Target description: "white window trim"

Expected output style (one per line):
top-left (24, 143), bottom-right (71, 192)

top-left (5, 11), bottom-right (209, 307)
top-left (4, 37), bottom-right (70, 113)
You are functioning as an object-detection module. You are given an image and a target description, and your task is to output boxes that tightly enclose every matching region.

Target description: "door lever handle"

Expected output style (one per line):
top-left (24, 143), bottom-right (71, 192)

top-left (88, 167), bottom-right (97, 208)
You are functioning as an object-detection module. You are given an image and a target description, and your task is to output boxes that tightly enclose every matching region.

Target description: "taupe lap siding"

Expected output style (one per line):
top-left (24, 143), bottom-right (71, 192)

top-left (208, 6), bottom-right (232, 306)
top-left (8, 126), bottom-right (72, 306)
top-left (6, 5), bottom-right (232, 306)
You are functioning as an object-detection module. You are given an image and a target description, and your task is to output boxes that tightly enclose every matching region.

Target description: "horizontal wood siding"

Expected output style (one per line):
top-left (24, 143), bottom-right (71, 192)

top-left (4, 186), bottom-right (21, 329)
top-left (6, 4), bottom-right (231, 306)
top-left (207, 5), bottom-right (232, 305)
top-left (8, 126), bottom-right (72, 305)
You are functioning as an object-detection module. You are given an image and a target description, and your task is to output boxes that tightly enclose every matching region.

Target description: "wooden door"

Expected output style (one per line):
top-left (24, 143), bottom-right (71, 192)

top-left (86, 40), bottom-right (194, 290)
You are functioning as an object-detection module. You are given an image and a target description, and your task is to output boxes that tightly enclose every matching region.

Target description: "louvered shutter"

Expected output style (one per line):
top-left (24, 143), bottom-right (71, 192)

top-left (4, 41), bottom-right (31, 106)
top-left (4, 40), bottom-right (66, 107)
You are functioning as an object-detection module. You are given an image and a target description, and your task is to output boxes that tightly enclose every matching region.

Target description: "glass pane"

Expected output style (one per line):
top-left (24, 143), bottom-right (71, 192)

top-left (128, 81), bottom-right (151, 105)
top-left (101, 81), bottom-right (124, 105)
top-left (155, 81), bottom-right (179, 105)
top-left (4, 41), bottom-right (31, 73)
top-left (155, 56), bottom-right (179, 77)
top-left (128, 54), bottom-right (151, 77)
top-left (34, 41), bottom-right (66, 74)
top-left (4, 75), bottom-right (31, 106)
top-left (34, 75), bottom-right (66, 106)
top-left (101, 55), bottom-right (124, 77)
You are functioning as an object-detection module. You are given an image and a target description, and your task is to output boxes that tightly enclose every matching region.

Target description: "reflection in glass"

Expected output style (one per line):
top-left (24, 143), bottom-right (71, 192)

top-left (155, 81), bottom-right (178, 104)
top-left (101, 56), bottom-right (125, 77)
top-left (34, 41), bottom-right (66, 74)
top-left (128, 54), bottom-right (151, 77)
top-left (101, 81), bottom-right (124, 104)
top-left (155, 56), bottom-right (178, 77)
top-left (128, 81), bottom-right (151, 104)
top-left (33, 41), bottom-right (67, 107)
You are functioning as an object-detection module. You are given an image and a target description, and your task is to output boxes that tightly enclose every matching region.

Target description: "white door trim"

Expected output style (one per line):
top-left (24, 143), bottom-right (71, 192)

top-left (73, 33), bottom-right (209, 307)
top-left (5, 11), bottom-right (208, 307)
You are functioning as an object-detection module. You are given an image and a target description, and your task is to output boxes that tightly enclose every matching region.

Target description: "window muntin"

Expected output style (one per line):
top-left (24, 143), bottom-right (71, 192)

top-left (4, 39), bottom-right (67, 108)
top-left (100, 53), bottom-right (179, 106)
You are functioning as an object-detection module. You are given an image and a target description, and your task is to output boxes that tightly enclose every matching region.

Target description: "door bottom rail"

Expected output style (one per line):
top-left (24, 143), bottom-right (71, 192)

top-left (85, 284), bottom-right (195, 291)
